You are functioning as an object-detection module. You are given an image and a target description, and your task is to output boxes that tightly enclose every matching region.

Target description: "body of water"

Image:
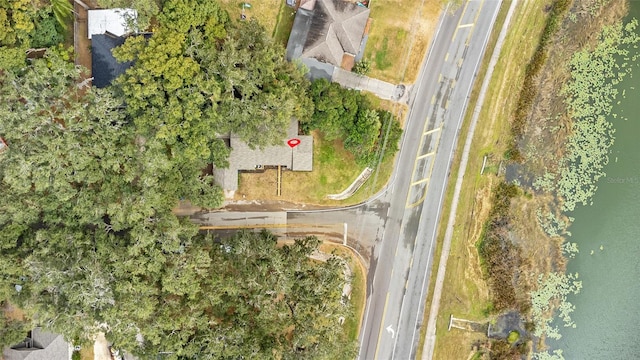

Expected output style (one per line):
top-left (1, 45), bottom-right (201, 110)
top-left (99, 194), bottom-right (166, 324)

top-left (551, 5), bottom-right (640, 358)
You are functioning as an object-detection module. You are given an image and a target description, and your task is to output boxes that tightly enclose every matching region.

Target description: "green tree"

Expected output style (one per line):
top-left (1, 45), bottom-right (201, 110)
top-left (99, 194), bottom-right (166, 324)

top-left (308, 78), bottom-right (359, 140)
top-left (0, 309), bottom-right (27, 349)
top-left (0, 54), bottom-right (210, 345)
top-left (124, 230), bottom-right (357, 359)
top-left (345, 108), bottom-right (380, 166)
top-left (1, 30), bottom-right (353, 360)
top-left (201, 19), bottom-right (313, 147)
top-left (31, 8), bottom-right (64, 48)
top-left (308, 79), bottom-right (402, 166)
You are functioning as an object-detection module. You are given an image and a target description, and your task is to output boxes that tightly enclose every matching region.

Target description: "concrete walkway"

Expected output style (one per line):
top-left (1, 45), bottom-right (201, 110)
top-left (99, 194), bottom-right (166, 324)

top-left (331, 68), bottom-right (407, 102)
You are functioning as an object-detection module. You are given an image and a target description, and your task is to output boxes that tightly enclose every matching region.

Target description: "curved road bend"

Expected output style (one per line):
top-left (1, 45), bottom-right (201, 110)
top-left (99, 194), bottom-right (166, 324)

top-left (193, 1), bottom-right (501, 358)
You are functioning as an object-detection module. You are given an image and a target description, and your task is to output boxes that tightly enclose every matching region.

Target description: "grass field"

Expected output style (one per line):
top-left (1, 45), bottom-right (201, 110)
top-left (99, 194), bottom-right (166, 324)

top-left (273, 1), bottom-right (297, 47)
top-left (364, 0), bottom-right (445, 83)
top-left (408, 1), bottom-right (552, 358)
top-left (219, 0), bottom-right (282, 35)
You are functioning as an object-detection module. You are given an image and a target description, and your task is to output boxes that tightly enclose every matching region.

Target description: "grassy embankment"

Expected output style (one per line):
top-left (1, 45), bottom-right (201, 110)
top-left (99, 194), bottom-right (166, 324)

top-left (413, 1), bottom-right (550, 358)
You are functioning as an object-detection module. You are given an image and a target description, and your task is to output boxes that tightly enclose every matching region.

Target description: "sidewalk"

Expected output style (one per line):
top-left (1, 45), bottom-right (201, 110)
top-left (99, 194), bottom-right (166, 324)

top-left (331, 67), bottom-right (407, 102)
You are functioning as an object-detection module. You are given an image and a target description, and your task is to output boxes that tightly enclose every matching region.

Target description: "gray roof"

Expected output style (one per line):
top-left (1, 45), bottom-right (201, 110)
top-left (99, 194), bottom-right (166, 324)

top-left (3, 328), bottom-right (70, 360)
top-left (213, 119), bottom-right (313, 193)
top-left (286, 0), bottom-right (369, 67)
top-left (286, 8), bottom-right (314, 61)
top-left (91, 33), bottom-right (132, 88)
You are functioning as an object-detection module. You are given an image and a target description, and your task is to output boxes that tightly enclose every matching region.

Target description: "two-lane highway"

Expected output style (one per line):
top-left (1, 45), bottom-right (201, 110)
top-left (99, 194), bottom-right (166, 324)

top-left (358, 1), bottom-right (501, 358)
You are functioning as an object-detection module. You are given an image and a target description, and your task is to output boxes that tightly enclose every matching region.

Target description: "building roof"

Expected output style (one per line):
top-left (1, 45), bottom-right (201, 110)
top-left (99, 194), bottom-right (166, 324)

top-left (91, 33), bottom-right (133, 88)
top-left (87, 9), bottom-right (137, 39)
top-left (286, 0), bottom-right (369, 68)
top-left (3, 328), bottom-right (71, 360)
top-left (213, 120), bottom-right (313, 194)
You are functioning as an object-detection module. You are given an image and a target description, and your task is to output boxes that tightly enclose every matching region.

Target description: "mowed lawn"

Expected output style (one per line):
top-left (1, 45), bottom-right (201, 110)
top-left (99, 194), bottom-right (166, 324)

top-left (364, 0), bottom-right (444, 83)
top-left (234, 131), bottom-right (365, 205)
top-left (218, 0), bottom-right (282, 35)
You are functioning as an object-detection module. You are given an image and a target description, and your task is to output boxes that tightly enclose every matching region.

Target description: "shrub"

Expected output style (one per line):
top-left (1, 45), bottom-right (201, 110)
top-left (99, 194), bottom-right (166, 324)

top-left (31, 9), bottom-right (64, 48)
top-left (507, 330), bottom-right (520, 344)
top-left (352, 59), bottom-right (371, 75)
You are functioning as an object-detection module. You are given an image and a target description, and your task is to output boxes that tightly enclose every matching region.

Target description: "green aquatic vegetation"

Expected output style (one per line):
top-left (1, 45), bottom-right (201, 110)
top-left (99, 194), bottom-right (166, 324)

top-left (533, 171), bottom-right (556, 193)
top-left (558, 19), bottom-right (640, 211)
top-left (561, 241), bottom-right (579, 258)
top-left (531, 272), bottom-right (582, 340)
top-left (533, 349), bottom-right (565, 360)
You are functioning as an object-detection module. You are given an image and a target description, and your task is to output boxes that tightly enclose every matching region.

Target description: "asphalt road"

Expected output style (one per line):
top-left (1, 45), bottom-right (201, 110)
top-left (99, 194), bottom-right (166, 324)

top-left (193, 1), bottom-right (501, 358)
top-left (356, 1), bottom-right (502, 358)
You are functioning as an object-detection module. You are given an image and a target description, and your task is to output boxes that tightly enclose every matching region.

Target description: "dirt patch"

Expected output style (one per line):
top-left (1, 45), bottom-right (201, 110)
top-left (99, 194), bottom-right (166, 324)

top-left (2, 302), bottom-right (25, 322)
top-left (93, 333), bottom-right (111, 360)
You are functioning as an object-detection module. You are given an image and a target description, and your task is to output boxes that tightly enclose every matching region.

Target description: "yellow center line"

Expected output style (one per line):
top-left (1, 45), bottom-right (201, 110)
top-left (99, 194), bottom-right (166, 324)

top-left (466, 0), bottom-right (486, 46)
top-left (406, 191), bottom-right (428, 209)
top-left (405, 128), bottom-right (443, 209)
top-left (458, 23), bottom-right (474, 28)
top-left (374, 292), bottom-right (391, 359)
top-left (473, 0), bottom-right (485, 24)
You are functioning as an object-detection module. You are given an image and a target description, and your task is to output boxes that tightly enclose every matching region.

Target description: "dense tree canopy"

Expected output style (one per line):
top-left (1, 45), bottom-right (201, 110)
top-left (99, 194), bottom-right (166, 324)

top-left (0, 0), bottom-right (67, 70)
top-left (308, 79), bottom-right (402, 166)
top-left (0, 0), bottom-right (359, 357)
top-left (114, 0), bottom-right (312, 154)
top-left (0, 53), bottom-right (354, 358)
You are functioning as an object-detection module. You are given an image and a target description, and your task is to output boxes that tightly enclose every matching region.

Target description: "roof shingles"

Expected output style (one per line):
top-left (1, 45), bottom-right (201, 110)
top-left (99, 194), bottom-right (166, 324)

top-left (213, 120), bottom-right (313, 193)
top-left (287, 0), bottom-right (369, 68)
